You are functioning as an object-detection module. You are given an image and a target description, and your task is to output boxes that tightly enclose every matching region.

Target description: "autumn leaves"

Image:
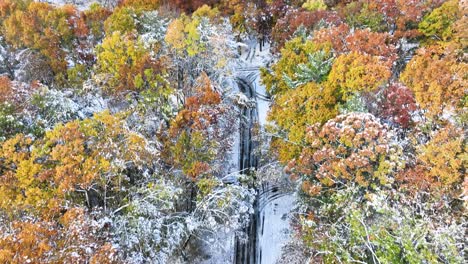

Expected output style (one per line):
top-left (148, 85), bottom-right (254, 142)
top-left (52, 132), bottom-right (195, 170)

top-left (262, 0), bottom-right (466, 262)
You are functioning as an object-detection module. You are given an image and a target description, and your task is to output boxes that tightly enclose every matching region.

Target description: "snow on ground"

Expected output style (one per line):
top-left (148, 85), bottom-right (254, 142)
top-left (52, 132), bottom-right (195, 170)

top-left (195, 231), bottom-right (236, 264)
top-left (257, 194), bottom-right (296, 264)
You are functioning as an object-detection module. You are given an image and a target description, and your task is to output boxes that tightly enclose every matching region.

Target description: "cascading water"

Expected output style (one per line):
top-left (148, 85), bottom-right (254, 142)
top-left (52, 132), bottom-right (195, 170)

top-left (234, 77), bottom-right (259, 264)
top-left (234, 77), bottom-right (295, 264)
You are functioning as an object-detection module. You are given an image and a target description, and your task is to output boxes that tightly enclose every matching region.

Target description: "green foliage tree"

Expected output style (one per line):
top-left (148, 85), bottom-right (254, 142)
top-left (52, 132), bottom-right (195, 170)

top-left (103, 7), bottom-right (137, 35)
top-left (261, 37), bottom-right (330, 95)
top-left (419, 0), bottom-right (460, 41)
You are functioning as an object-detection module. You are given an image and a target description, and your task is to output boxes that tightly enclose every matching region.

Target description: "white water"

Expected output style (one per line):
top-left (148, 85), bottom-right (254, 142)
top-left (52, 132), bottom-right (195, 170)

top-left (200, 38), bottom-right (296, 264)
top-left (242, 41), bottom-right (297, 264)
top-left (258, 194), bottom-right (296, 264)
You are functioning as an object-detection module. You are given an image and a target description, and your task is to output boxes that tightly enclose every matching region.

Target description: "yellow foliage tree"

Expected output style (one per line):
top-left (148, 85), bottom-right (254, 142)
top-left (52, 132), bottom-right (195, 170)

top-left (165, 13), bottom-right (212, 57)
top-left (119, 0), bottom-right (160, 11)
top-left (165, 16), bottom-right (186, 51)
top-left (103, 6), bottom-right (136, 35)
top-left (0, 111), bottom-right (151, 216)
top-left (417, 124), bottom-right (466, 187)
top-left (326, 51), bottom-right (391, 101)
top-left (0, 134), bottom-right (59, 216)
top-left (269, 82), bottom-right (338, 162)
top-left (95, 31), bottom-right (168, 94)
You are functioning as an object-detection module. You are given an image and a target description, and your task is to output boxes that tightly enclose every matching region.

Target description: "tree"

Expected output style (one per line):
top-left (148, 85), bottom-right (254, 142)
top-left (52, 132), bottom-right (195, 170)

top-left (326, 51), bottom-right (391, 101)
top-left (271, 9), bottom-right (341, 51)
top-left (400, 43), bottom-right (467, 117)
top-left (165, 15), bottom-right (187, 52)
top-left (284, 113), bottom-right (465, 263)
top-left (417, 124), bottom-right (466, 187)
top-left (1, 1), bottom-right (107, 85)
top-left (337, 1), bottom-right (386, 32)
top-left (166, 73), bottom-right (233, 179)
top-left (82, 3), bottom-right (112, 42)
top-left (282, 49), bottom-right (334, 88)
top-left (0, 208), bottom-right (119, 263)
top-left (165, 14), bottom-right (211, 57)
top-left (0, 76), bottom-right (12, 103)
top-left (119, 0), bottom-right (161, 11)
top-left (95, 31), bottom-right (169, 94)
top-left (288, 113), bottom-right (403, 194)
top-left (112, 176), bottom-right (254, 263)
top-left (268, 82), bottom-right (338, 162)
top-left (218, 0), bottom-right (248, 34)
top-left (103, 6), bottom-right (137, 35)
top-left (164, 9), bottom-right (236, 96)
top-left (379, 82), bottom-right (417, 128)
top-left (0, 134), bottom-right (59, 217)
top-left (170, 0), bottom-right (219, 14)
top-left (311, 23), bottom-right (350, 53)
top-left (302, 0), bottom-right (327, 11)
top-left (343, 28), bottom-right (397, 67)
top-left (2, 2), bottom-right (72, 75)
top-left (419, 0), bottom-right (460, 42)
top-left (261, 37), bottom-right (329, 95)
top-left (312, 25), bottom-right (397, 68)
top-left (0, 111), bottom-right (152, 216)
top-left (0, 0), bottom-right (29, 21)
top-left (333, 0), bottom-right (443, 37)
top-left (43, 111), bottom-right (152, 209)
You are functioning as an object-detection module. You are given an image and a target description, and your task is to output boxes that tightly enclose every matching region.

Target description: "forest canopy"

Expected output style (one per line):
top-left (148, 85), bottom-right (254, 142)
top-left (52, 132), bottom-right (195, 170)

top-left (0, 0), bottom-right (466, 263)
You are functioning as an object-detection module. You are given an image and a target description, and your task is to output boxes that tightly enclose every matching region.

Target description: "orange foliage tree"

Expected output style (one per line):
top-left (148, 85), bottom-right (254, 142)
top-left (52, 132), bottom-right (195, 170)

top-left (166, 73), bottom-right (231, 179)
top-left (400, 43), bottom-right (467, 117)
top-left (0, 111), bottom-right (151, 217)
top-left (0, 208), bottom-right (119, 263)
top-left (271, 9), bottom-right (341, 51)
top-left (313, 24), bottom-right (397, 68)
top-left (287, 113), bottom-right (403, 196)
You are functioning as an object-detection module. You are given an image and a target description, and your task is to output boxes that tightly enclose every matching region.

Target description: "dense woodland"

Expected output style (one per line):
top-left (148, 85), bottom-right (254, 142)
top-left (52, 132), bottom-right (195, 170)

top-left (0, 0), bottom-right (466, 263)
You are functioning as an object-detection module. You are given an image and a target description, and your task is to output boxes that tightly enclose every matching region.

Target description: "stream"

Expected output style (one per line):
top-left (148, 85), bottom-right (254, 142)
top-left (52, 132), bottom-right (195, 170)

top-left (234, 71), bottom-right (295, 264)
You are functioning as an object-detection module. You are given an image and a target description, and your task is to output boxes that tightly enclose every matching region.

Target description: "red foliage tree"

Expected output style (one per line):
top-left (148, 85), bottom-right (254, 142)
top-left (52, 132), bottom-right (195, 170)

top-left (0, 76), bottom-right (12, 103)
top-left (313, 24), bottom-right (397, 67)
top-left (169, 0), bottom-right (220, 13)
top-left (271, 9), bottom-right (342, 51)
top-left (380, 83), bottom-right (417, 128)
